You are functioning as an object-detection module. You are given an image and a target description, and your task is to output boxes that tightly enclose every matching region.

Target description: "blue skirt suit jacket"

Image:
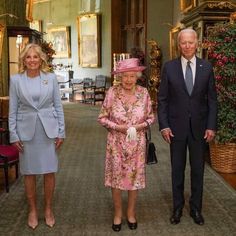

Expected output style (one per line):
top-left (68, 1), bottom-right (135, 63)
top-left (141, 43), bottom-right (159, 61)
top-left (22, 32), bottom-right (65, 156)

top-left (8, 71), bottom-right (65, 143)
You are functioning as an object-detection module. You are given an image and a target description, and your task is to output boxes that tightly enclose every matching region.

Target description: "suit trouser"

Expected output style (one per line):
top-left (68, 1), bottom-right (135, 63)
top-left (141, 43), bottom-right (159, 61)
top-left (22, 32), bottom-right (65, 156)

top-left (170, 127), bottom-right (206, 212)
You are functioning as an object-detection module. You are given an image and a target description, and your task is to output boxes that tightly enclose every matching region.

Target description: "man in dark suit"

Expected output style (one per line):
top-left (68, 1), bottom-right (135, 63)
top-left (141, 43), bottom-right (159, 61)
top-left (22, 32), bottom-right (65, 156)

top-left (158, 29), bottom-right (217, 225)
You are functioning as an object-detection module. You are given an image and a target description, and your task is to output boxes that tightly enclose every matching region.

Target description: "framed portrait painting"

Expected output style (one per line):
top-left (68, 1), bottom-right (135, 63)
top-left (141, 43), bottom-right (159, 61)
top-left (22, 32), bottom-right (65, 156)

top-left (77, 13), bottom-right (101, 67)
top-left (47, 26), bottom-right (71, 58)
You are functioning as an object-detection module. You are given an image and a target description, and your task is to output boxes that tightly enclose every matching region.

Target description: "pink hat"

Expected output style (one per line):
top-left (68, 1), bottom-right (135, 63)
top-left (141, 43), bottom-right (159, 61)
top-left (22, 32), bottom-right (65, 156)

top-left (112, 58), bottom-right (146, 74)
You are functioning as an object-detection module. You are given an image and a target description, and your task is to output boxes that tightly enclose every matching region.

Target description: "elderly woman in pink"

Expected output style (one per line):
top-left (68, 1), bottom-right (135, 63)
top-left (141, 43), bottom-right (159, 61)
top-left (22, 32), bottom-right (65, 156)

top-left (98, 58), bottom-right (155, 232)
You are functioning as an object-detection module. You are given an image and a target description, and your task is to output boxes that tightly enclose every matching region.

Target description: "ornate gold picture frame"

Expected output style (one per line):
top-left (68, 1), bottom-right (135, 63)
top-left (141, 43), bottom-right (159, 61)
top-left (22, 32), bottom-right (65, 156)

top-left (0, 24), bottom-right (5, 60)
top-left (169, 26), bottom-right (181, 59)
top-left (47, 26), bottom-right (71, 58)
top-left (26, 0), bottom-right (33, 22)
top-left (29, 20), bottom-right (43, 32)
top-left (180, 0), bottom-right (197, 13)
top-left (77, 13), bottom-right (101, 67)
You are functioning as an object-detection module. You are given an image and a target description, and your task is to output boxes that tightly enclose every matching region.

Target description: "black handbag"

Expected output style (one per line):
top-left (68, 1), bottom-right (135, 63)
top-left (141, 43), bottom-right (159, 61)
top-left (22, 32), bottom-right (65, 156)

top-left (145, 123), bottom-right (158, 165)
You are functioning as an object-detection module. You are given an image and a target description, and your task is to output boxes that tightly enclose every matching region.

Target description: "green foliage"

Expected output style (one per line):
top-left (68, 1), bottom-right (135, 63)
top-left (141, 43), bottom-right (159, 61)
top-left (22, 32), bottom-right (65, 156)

top-left (204, 21), bottom-right (236, 143)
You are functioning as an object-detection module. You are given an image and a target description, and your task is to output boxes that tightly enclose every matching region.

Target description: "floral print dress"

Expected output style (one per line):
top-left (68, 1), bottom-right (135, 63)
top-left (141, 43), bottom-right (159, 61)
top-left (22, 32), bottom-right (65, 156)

top-left (98, 85), bottom-right (155, 190)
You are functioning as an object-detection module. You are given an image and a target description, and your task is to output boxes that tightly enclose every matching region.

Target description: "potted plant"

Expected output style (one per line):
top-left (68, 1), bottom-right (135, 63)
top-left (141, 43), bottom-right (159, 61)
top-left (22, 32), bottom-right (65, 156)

top-left (204, 19), bottom-right (236, 173)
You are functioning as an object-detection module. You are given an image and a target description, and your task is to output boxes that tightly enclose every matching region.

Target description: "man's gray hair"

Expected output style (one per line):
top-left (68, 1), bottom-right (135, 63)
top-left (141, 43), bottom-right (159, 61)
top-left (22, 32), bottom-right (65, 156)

top-left (177, 28), bottom-right (198, 44)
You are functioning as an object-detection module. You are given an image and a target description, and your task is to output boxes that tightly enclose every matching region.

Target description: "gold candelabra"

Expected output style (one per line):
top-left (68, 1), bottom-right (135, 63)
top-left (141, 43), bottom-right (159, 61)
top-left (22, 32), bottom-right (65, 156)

top-left (147, 40), bottom-right (162, 109)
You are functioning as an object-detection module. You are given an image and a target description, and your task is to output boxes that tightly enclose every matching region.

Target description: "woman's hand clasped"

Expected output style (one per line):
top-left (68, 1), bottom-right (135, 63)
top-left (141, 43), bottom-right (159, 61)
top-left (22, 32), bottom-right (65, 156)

top-left (115, 123), bottom-right (145, 134)
top-left (115, 125), bottom-right (128, 134)
top-left (54, 138), bottom-right (64, 149)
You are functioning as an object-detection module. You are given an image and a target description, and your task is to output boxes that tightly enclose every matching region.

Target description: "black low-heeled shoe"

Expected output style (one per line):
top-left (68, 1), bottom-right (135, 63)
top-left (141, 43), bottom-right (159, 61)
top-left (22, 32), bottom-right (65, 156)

top-left (127, 220), bottom-right (137, 230)
top-left (112, 223), bottom-right (122, 232)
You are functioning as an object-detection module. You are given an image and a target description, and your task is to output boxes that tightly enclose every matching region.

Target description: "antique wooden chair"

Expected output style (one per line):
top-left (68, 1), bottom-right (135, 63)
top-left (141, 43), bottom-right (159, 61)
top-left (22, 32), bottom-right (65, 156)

top-left (84, 75), bottom-right (107, 105)
top-left (81, 78), bottom-right (94, 103)
top-left (0, 128), bottom-right (19, 193)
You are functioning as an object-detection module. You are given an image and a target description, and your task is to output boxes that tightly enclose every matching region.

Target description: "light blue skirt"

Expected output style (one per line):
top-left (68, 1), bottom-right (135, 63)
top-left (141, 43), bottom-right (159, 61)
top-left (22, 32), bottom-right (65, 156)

top-left (19, 117), bottom-right (58, 175)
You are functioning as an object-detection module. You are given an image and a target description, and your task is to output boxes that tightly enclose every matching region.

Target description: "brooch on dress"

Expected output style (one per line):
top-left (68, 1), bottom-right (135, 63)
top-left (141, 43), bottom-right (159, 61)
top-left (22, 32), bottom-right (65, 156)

top-left (43, 79), bottom-right (48, 85)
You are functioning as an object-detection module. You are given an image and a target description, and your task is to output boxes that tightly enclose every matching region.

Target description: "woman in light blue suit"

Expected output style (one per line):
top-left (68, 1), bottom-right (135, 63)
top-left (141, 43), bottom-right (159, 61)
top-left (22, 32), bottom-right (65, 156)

top-left (8, 43), bottom-right (65, 229)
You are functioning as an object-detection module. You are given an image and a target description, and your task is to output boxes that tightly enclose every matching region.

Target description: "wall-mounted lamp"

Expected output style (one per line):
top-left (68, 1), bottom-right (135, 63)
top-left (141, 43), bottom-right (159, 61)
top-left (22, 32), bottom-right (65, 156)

top-left (16, 35), bottom-right (23, 49)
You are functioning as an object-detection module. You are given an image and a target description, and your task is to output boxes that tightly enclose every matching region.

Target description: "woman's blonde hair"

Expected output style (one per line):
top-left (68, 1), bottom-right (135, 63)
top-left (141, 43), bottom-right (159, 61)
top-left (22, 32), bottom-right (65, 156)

top-left (18, 43), bottom-right (50, 73)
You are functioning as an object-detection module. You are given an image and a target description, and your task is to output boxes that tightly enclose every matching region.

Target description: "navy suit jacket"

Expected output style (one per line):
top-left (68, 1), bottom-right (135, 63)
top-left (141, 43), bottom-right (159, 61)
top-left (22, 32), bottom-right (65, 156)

top-left (158, 57), bottom-right (217, 140)
top-left (9, 71), bottom-right (65, 143)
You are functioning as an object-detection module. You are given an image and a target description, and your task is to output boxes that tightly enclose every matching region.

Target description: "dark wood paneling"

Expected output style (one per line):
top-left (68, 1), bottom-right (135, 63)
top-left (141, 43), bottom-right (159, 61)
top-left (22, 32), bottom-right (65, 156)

top-left (111, 0), bottom-right (123, 54)
top-left (111, 0), bottom-right (147, 70)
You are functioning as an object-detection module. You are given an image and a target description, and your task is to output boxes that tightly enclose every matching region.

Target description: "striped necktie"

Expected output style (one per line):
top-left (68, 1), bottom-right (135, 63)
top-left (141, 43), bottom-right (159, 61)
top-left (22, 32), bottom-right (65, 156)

top-left (185, 61), bottom-right (193, 95)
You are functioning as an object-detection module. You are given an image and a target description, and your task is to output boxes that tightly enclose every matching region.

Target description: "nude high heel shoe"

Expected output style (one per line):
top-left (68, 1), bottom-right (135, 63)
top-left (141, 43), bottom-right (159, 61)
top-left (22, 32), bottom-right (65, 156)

top-left (45, 212), bottom-right (55, 228)
top-left (28, 212), bottom-right (38, 230)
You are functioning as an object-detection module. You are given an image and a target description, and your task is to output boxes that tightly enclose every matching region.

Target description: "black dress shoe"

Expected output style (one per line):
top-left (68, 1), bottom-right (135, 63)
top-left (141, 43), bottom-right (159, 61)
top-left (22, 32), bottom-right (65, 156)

top-left (112, 223), bottom-right (122, 232)
top-left (127, 220), bottom-right (137, 230)
top-left (170, 209), bottom-right (182, 225)
top-left (190, 210), bottom-right (204, 225)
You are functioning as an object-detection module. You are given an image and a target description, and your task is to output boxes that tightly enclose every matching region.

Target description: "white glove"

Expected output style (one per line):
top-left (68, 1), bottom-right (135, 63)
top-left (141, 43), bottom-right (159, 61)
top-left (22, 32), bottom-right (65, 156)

top-left (126, 127), bottom-right (137, 141)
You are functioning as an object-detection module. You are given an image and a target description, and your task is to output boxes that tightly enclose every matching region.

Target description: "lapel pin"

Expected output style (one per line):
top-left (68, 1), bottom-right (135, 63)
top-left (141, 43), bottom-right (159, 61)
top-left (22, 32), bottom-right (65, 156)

top-left (43, 79), bottom-right (48, 85)
top-left (200, 64), bottom-right (203, 67)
